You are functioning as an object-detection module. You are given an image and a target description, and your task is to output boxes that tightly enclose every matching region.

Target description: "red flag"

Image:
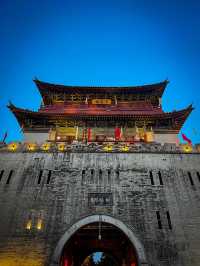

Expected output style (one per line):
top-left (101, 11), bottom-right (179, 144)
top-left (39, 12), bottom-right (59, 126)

top-left (115, 127), bottom-right (121, 140)
top-left (87, 128), bottom-right (92, 142)
top-left (182, 133), bottom-right (192, 145)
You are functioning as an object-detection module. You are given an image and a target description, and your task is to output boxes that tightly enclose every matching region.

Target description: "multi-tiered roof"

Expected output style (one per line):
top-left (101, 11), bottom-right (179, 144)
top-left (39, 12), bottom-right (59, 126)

top-left (8, 79), bottom-right (193, 133)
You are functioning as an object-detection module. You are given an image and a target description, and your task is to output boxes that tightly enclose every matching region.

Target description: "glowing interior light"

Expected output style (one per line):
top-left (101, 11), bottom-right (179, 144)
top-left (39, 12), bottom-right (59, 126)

top-left (103, 145), bottom-right (113, 152)
top-left (8, 142), bottom-right (18, 151)
top-left (144, 132), bottom-right (154, 142)
top-left (37, 219), bottom-right (42, 230)
top-left (57, 136), bottom-right (61, 140)
top-left (58, 143), bottom-right (65, 151)
top-left (26, 220), bottom-right (32, 230)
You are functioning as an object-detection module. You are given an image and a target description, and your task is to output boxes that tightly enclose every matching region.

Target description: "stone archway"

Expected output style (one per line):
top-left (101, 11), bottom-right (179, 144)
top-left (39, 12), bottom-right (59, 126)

top-left (51, 215), bottom-right (148, 266)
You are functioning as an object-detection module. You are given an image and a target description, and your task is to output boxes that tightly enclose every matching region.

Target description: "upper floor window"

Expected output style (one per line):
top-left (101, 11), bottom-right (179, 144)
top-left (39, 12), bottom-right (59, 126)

top-left (188, 172), bottom-right (194, 186)
top-left (108, 169), bottom-right (111, 185)
top-left (149, 171), bottom-right (154, 185)
top-left (116, 170), bottom-right (120, 184)
top-left (6, 170), bottom-right (13, 184)
top-left (47, 170), bottom-right (51, 184)
top-left (156, 211), bottom-right (162, 229)
top-left (196, 171), bottom-right (200, 182)
top-left (37, 170), bottom-right (43, 185)
top-left (166, 211), bottom-right (172, 230)
top-left (99, 169), bottom-right (102, 184)
top-left (158, 171), bottom-right (163, 186)
top-left (81, 170), bottom-right (86, 185)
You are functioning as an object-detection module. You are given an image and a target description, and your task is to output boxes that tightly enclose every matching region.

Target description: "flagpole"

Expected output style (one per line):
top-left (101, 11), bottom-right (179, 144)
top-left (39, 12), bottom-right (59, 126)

top-left (2, 131), bottom-right (8, 143)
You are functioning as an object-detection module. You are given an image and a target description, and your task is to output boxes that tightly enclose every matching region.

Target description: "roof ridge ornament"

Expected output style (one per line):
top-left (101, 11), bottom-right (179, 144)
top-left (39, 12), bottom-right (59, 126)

top-left (33, 76), bottom-right (39, 81)
top-left (7, 100), bottom-right (15, 108)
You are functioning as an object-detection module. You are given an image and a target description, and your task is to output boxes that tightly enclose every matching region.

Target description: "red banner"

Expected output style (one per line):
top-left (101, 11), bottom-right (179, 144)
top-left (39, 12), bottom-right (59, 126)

top-left (87, 128), bottom-right (92, 142)
top-left (115, 127), bottom-right (121, 140)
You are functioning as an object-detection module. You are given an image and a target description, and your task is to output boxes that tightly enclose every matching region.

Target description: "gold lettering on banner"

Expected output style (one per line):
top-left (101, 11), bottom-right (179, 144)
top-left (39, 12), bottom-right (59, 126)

top-left (57, 127), bottom-right (76, 136)
top-left (92, 99), bottom-right (112, 105)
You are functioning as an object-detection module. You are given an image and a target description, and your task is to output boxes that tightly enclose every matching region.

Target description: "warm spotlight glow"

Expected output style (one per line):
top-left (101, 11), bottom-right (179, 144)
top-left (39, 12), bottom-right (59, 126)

top-left (103, 144), bottom-right (113, 152)
top-left (26, 143), bottom-right (36, 151)
top-left (144, 132), bottom-right (154, 142)
top-left (121, 145), bottom-right (129, 152)
top-left (57, 143), bottom-right (66, 151)
top-left (37, 219), bottom-right (42, 230)
top-left (57, 136), bottom-right (61, 140)
top-left (41, 143), bottom-right (50, 151)
top-left (182, 144), bottom-right (193, 152)
top-left (7, 142), bottom-right (19, 151)
top-left (26, 220), bottom-right (32, 230)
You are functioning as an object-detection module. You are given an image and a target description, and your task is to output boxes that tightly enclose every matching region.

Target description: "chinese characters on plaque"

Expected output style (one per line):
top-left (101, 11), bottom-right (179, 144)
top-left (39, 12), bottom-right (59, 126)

top-left (88, 193), bottom-right (113, 206)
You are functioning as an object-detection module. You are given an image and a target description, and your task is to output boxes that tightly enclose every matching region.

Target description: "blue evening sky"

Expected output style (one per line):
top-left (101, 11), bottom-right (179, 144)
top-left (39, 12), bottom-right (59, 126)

top-left (0, 0), bottom-right (200, 143)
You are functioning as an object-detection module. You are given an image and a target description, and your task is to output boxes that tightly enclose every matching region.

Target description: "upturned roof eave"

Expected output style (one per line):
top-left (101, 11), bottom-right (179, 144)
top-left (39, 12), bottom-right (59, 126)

top-left (33, 79), bottom-right (169, 104)
top-left (7, 102), bottom-right (193, 121)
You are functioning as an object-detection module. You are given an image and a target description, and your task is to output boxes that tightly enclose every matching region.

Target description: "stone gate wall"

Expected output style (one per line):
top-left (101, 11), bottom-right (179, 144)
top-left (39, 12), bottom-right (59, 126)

top-left (0, 152), bottom-right (199, 266)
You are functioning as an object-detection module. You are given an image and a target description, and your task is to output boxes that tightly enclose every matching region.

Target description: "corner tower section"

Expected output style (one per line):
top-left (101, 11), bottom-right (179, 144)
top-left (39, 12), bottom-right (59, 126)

top-left (8, 79), bottom-right (193, 145)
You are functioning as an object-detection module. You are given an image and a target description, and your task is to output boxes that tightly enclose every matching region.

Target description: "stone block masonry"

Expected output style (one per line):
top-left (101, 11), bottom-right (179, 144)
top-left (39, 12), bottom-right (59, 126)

top-left (0, 151), bottom-right (200, 266)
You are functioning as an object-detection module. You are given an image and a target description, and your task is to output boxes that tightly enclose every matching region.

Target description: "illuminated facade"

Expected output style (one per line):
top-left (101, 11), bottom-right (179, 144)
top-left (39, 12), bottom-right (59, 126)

top-left (8, 79), bottom-right (193, 146)
top-left (0, 79), bottom-right (200, 266)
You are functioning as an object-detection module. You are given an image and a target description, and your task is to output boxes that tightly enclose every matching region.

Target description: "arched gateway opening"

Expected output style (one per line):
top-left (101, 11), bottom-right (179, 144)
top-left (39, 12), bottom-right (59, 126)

top-left (52, 215), bottom-right (148, 266)
top-left (81, 252), bottom-right (118, 266)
